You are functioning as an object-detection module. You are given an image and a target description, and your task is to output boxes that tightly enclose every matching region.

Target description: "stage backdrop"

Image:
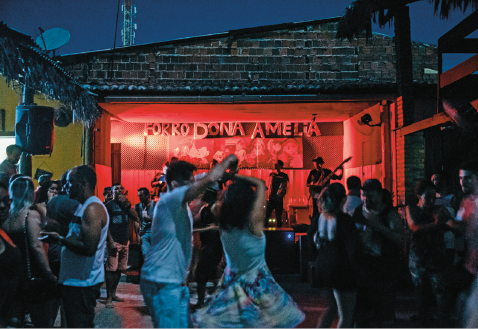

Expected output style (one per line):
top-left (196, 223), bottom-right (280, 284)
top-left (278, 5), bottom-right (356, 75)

top-left (111, 120), bottom-right (344, 206)
top-left (170, 136), bottom-right (303, 169)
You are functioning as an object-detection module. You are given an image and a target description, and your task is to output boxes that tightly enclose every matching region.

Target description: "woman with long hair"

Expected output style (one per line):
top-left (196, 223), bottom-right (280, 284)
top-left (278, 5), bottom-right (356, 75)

top-left (406, 179), bottom-right (455, 327)
top-left (1, 176), bottom-right (57, 327)
top-left (193, 175), bottom-right (304, 328)
top-left (0, 181), bottom-right (22, 327)
top-left (312, 183), bottom-right (360, 328)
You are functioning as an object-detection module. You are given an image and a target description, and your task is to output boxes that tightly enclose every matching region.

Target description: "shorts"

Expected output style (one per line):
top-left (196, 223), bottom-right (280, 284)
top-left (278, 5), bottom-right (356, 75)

top-left (106, 241), bottom-right (129, 272)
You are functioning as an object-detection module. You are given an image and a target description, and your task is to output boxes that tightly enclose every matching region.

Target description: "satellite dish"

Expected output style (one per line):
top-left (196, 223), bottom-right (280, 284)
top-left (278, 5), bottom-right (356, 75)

top-left (54, 106), bottom-right (72, 127)
top-left (36, 27), bottom-right (70, 52)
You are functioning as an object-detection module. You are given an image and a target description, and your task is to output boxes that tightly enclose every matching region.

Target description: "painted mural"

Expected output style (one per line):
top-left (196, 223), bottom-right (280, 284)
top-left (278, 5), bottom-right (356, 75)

top-left (169, 137), bottom-right (303, 169)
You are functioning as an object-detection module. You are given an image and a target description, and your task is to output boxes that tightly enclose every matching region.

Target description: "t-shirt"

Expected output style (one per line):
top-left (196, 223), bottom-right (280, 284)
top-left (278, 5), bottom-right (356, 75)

top-left (105, 200), bottom-right (130, 244)
top-left (46, 194), bottom-right (81, 263)
top-left (269, 172), bottom-right (289, 200)
top-left (141, 185), bottom-right (193, 284)
top-left (134, 200), bottom-right (156, 235)
top-left (307, 168), bottom-right (339, 196)
top-left (343, 195), bottom-right (362, 216)
top-left (59, 196), bottom-right (109, 287)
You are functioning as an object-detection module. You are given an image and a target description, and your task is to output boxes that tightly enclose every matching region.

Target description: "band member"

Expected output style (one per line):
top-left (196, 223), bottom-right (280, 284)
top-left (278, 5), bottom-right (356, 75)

top-left (266, 160), bottom-right (289, 228)
top-left (307, 157), bottom-right (343, 218)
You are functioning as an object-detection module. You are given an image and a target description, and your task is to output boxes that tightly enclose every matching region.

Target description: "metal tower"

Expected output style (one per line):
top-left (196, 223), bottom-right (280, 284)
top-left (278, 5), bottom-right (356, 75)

top-left (121, 0), bottom-right (137, 46)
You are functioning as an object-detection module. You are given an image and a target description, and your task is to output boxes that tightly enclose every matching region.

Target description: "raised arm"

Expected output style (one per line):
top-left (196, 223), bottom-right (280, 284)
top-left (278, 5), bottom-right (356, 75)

top-left (235, 175), bottom-right (266, 237)
top-left (406, 205), bottom-right (437, 232)
top-left (183, 154), bottom-right (238, 204)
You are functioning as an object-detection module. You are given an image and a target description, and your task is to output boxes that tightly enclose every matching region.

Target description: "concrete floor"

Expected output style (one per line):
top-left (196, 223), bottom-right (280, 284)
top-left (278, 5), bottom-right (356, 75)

top-left (48, 273), bottom-right (423, 328)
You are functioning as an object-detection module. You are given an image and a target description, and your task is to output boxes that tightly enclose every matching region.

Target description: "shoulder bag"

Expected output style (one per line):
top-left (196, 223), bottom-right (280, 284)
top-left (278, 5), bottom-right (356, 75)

top-left (21, 210), bottom-right (58, 304)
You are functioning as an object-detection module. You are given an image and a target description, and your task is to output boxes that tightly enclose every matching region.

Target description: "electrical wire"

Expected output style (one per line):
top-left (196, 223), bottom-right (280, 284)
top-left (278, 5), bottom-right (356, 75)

top-left (108, 0), bottom-right (122, 81)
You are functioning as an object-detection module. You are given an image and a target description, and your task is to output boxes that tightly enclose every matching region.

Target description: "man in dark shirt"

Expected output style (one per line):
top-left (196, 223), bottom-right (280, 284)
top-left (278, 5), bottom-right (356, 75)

top-left (105, 183), bottom-right (139, 308)
top-left (45, 171), bottom-right (81, 276)
top-left (0, 145), bottom-right (21, 186)
top-left (134, 187), bottom-right (156, 260)
top-left (265, 160), bottom-right (289, 228)
top-left (103, 187), bottom-right (112, 205)
top-left (307, 156), bottom-right (343, 218)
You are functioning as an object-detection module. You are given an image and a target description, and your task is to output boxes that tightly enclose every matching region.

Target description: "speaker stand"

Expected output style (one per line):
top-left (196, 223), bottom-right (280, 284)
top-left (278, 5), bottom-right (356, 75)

top-left (19, 152), bottom-right (32, 177)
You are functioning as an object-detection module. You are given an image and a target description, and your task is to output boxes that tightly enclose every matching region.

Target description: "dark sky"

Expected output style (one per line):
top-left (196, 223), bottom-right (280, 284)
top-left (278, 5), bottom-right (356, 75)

top-left (1, 0), bottom-right (476, 69)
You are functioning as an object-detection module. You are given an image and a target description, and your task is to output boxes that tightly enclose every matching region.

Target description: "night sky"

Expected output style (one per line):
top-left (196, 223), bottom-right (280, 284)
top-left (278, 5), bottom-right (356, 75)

top-left (1, 0), bottom-right (476, 69)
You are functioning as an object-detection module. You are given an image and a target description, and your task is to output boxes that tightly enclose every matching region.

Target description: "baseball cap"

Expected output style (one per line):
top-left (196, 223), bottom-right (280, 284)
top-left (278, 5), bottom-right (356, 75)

top-left (361, 179), bottom-right (382, 191)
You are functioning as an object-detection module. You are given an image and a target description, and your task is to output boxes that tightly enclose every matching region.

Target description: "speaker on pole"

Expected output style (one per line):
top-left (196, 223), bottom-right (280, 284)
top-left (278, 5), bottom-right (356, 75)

top-left (15, 105), bottom-right (55, 155)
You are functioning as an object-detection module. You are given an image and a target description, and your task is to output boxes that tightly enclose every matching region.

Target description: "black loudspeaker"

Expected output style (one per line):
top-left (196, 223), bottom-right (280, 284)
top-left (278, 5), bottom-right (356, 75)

top-left (264, 229), bottom-right (299, 274)
top-left (15, 105), bottom-right (55, 155)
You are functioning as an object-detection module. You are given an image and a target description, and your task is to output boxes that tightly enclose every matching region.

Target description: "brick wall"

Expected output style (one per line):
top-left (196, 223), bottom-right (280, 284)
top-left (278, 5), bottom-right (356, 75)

top-left (62, 20), bottom-right (437, 87)
top-left (395, 96), bottom-right (426, 205)
top-left (404, 131), bottom-right (425, 201)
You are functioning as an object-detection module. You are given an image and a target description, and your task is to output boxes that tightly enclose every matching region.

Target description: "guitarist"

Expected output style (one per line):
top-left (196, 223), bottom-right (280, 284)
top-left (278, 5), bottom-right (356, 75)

top-left (265, 160), bottom-right (289, 228)
top-left (307, 156), bottom-right (343, 217)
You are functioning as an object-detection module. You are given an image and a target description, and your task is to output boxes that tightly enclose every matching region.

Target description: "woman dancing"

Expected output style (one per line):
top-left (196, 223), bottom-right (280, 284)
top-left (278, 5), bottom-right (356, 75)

top-left (192, 174), bottom-right (304, 328)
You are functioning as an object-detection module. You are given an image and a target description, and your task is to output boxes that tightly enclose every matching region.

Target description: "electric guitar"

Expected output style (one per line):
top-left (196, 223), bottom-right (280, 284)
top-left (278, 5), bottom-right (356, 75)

top-left (308, 156), bottom-right (353, 198)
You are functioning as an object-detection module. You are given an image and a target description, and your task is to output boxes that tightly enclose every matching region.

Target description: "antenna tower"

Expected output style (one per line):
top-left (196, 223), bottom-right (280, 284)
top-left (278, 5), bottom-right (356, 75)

top-left (121, 0), bottom-right (137, 46)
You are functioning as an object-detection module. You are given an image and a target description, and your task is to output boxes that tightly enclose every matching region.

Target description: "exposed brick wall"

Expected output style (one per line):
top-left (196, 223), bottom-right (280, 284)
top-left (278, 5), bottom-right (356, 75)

top-left (395, 96), bottom-right (426, 205)
top-left (62, 20), bottom-right (437, 87)
top-left (404, 131), bottom-right (425, 200)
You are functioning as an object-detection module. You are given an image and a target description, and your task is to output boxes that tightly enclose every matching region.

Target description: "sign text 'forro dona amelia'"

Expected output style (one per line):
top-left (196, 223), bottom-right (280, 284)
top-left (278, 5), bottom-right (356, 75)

top-left (144, 121), bottom-right (322, 139)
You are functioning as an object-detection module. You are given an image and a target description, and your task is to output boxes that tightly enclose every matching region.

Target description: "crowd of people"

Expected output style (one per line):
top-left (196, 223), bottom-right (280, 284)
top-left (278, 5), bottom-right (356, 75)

top-left (1, 141), bottom-right (478, 328)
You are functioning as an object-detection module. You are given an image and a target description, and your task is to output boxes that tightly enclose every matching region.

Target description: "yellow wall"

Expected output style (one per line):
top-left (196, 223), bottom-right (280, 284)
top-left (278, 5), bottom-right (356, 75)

top-left (0, 75), bottom-right (84, 182)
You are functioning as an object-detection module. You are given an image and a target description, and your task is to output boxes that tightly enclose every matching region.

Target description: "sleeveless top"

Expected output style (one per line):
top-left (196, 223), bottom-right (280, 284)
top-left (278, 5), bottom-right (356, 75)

top-left (220, 227), bottom-right (266, 276)
top-left (7, 215), bottom-right (43, 281)
top-left (0, 229), bottom-right (22, 280)
top-left (59, 196), bottom-right (109, 287)
top-left (313, 213), bottom-right (360, 290)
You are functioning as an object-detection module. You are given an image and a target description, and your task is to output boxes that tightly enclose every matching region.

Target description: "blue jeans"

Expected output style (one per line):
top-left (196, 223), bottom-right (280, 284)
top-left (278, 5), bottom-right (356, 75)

top-left (141, 232), bottom-right (152, 257)
top-left (140, 279), bottom-right (189, 328)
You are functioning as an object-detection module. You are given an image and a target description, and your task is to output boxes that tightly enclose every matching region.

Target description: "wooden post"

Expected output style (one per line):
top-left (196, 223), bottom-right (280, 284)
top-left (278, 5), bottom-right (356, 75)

top-left (381, 101), bottom-right (392, 193)
top-left (83, 126), bottom-right (94, 166)
top-left (394, 5), bottom-right (414, 126)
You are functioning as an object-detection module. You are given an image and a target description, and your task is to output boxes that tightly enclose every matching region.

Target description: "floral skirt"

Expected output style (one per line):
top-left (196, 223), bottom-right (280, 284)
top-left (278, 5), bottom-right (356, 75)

top-left (192, 264), bottom-right (305, 328)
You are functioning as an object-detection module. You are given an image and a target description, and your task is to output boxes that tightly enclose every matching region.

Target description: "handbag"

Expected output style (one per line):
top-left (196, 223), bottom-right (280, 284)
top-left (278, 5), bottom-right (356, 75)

top-left (21, 210), bottom-right (58, 304)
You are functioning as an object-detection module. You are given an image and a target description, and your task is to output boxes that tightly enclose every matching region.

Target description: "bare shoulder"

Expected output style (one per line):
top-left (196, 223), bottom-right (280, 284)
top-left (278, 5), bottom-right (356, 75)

top-left (84, 202), bottom-right (107, 227)
top-left (26, 208), bottom-right (41, 224)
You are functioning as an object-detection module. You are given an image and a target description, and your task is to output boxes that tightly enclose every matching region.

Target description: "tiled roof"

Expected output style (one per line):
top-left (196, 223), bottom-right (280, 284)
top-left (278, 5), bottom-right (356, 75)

top-left (83, 79), bottom-right (435, 96)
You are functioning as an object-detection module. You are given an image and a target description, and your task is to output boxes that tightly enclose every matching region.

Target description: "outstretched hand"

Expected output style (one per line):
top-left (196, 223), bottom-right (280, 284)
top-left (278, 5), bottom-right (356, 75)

top-left (39, 231), bottom-right (61, 244)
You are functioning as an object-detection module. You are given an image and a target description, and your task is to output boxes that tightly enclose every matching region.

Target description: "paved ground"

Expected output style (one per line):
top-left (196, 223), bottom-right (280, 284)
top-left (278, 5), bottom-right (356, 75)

top-left (51, 273), bottom-right (423, 328)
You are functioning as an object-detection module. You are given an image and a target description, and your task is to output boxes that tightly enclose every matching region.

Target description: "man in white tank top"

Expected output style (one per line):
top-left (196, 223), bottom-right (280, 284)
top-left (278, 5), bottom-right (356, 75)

top-left (41, 165), bottom-right (109, 328)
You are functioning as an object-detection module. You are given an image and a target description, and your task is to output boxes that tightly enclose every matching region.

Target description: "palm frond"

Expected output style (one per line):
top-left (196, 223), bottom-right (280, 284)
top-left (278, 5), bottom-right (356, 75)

top-left (428, 0), bottom-right (478, 18)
